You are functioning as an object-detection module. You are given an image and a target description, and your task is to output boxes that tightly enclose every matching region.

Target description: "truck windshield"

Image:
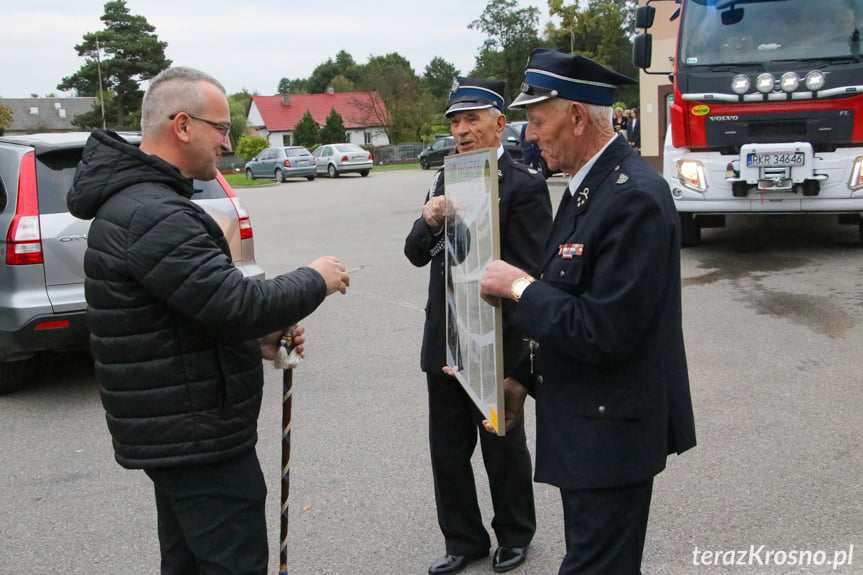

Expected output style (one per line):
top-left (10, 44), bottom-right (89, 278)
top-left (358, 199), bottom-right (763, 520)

top-left (679, 0), bottom-right (863, 67)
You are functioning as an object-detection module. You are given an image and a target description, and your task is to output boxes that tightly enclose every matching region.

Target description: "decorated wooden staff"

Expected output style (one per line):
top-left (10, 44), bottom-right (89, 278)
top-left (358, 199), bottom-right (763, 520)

top-left (274, 335), bottom-right (301, 575)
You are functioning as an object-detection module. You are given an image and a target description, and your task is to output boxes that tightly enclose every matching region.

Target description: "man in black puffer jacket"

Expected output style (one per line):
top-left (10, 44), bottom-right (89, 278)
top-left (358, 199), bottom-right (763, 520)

top-left (68, 67), bottom-right (350, 575)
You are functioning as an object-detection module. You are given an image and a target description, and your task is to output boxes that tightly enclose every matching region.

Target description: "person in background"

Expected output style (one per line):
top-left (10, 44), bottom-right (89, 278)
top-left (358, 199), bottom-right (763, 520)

top-left (519, 121), bottom-right (542, 171)
top-left (613, 106), bottom-right (628, 134)
top-left (68, 66), bottom-right (350, 575)
top-left (627, 107), bottom-right (641, 152)
top-left (405, 76), bottom-right (552, 575)
top-left (480, 49), bottom-right (696, 575)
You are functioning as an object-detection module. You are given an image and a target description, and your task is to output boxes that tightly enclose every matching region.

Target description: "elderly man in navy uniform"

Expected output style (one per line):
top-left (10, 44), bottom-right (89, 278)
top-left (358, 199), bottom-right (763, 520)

top-left (405, 77), bottom-right (552, 574)
top-left (480, 50), bottom-right (697, 574)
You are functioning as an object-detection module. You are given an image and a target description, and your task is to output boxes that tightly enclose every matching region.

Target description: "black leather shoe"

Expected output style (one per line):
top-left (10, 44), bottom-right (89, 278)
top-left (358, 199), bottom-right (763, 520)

top-left (428, 551), bottom-right (488, 575)
top-left (492, 547), bottom-right (527, 573)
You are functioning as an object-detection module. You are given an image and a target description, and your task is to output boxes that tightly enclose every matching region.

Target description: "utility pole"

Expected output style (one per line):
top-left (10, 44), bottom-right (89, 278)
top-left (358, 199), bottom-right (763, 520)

top-left (95, 38), bottom-right (106, 129)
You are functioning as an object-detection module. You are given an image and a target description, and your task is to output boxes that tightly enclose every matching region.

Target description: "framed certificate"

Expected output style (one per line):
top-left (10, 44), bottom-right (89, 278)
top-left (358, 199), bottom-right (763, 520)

top-left (443, 148), bottom-right (505, 435)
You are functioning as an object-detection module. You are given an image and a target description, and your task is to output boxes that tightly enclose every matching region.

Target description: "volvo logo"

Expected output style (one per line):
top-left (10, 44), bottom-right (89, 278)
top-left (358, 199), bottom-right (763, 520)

top-left (708, 116), bottom-right (739, 122)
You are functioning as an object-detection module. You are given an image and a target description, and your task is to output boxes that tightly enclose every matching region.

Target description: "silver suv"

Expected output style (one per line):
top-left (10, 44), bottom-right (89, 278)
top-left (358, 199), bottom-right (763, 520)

top-left (0, 132), bottom-right (265, 393)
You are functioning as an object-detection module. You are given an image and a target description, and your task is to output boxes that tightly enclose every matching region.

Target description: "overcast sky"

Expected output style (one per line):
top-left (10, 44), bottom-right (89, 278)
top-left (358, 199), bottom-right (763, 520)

top-left (0, 0), bottom-right (552, 99)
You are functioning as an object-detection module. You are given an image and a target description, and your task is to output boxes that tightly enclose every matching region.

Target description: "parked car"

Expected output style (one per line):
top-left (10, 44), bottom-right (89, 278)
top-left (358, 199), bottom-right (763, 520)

top-left (0, 132), bottom-right (265, 393)
top-left (312, 143), bottom-right (373, 178)
top-left (245, 146), bottom-right (316, 182)
top-left (418, 136), bottom-right (456, 169)
top-left (503, 123), bottom-right (524, 161)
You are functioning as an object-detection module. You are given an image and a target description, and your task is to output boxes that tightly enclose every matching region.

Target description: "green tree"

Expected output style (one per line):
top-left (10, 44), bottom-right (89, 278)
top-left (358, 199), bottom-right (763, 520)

top-left (307, 50), bottom-right (360, 93)
top-left (235, 135), bottom-right (269, 162)
top-left (328, 74), bottom-right (357, 93)
top-left (293, 110), bottom-right (320, 148)
top-left (423, 57), bottom-right (460, 101)
top-left (227, 98), bottom-right (248, 150)
top-left (0, 105), bottom-right (12, 134)
top-left (356, 52), bottom-right (430, 143)
top-left (545, 0), bottom-right (640, 106)
top-left (58, 0), bottom-right (171, 130)
top-left (469, 0), bottom-right (543, 116)
top-left (276, 77), bottom-right (308, 95)
top-left (319, 107), bottom-right (347, 144)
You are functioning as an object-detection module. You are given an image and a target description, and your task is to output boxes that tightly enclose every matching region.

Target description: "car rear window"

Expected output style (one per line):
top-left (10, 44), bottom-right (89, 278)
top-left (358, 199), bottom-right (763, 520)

top-left (36, 148), bottom-right (82, 214)
top-left (285, 148), bottom-right (310, 156)
top-left (334, 144), bottom-right (364, 152)
top-left (192, 179), bottom-right (228, 199)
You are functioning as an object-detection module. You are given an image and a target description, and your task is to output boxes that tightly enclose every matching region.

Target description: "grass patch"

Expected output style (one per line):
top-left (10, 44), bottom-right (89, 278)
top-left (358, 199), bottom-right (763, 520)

top-left (223, 173), bottom-right (276, 187)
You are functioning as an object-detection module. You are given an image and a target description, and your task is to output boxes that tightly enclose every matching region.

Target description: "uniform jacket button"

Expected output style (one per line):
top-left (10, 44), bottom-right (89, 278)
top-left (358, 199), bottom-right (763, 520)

top-left (536, 375), bottom-right (544, 384)
top-left (560, 270), bottom-right (566, 277)
top-left (598, 405), bottom-right (606, 414)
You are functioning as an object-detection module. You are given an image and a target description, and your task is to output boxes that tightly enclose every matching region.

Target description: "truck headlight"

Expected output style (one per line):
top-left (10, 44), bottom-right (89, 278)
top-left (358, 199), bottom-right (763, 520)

top-left (677, 160), bottom-right (707, 192)
top-left (849, 156), bottom-right (863, 190)
top-left (780, 72), bottom-right (799, 92)
top-left (731, 74), bottom-right (750, 94)
top-left (756, 73), bottom-right (775, 93)
top-left (805, 70), bottom-right (825, 91)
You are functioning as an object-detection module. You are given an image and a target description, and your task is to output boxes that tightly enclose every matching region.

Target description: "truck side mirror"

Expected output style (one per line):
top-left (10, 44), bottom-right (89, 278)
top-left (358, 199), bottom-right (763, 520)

top-left (633, 33), bottom-right (653, 70)
top-left (635, 5), bottom-right (656, 29)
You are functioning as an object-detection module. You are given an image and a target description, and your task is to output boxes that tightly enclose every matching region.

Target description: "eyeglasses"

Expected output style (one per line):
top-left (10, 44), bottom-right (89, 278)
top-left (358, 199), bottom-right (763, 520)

top-left (169, 112), bottom-right (231, 137)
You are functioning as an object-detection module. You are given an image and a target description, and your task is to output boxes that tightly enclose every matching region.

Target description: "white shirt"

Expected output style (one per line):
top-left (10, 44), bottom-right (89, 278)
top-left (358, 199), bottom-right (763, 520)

top-left (566, 134), bottom-right (618, 196)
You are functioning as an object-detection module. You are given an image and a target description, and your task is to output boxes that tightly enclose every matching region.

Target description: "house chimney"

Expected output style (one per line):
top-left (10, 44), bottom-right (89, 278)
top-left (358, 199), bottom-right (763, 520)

top-left (281, 93), bottom-right (291, 106)
top-left (326, 87), bottom-right (335, 95)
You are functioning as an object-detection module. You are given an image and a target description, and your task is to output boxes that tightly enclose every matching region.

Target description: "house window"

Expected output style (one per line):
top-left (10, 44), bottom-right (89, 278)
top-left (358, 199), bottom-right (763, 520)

top-left (30, 107), bottom-right (39, 115)
top-left (283, 134), bottom-right (291, 146)
top-left (364, 130), bottom-right (372, 145)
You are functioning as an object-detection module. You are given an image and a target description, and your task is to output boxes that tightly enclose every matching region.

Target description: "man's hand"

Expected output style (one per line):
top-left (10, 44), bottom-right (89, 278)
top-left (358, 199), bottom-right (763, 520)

top-left (308, 256), bottom-right (350, 295)
top-left (480, 260), bottom-right (528, 307)
top-left (260, 325), bottom-right (306, 360)
top-left (482, 377), bottom-right (529, 433)
top-left (422, 195), bottom-right (448, 232)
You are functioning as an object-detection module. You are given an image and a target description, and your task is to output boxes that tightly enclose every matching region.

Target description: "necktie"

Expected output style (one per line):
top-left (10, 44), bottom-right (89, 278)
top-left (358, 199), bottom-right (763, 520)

top-left (546, 186), bottom-right (574, 252)
top-left (554, 186), bottom-right (573, 223)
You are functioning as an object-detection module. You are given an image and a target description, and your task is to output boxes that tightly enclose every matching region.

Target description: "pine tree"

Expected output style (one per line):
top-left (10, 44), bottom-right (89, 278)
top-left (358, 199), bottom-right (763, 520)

top-left (58, 0), bottom-right (171, 130)
top-left (293, 111), bottom-right (320, 148)
top-left (319, 107), bottom-right (347, 144)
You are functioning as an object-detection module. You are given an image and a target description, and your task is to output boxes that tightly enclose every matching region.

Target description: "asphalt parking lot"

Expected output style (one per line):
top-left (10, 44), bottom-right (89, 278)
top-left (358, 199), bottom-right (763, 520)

top-left (0, 168), bottom-right (860, 575)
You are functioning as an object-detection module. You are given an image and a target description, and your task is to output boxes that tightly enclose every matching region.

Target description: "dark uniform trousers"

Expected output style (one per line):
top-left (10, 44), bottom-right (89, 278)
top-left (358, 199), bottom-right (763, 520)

top-left (427, 372), bottom-right (536, 555)
top-left (559, 479), bottom-right (653, 575)
top-left (144, 449), bottom-right (268, 575)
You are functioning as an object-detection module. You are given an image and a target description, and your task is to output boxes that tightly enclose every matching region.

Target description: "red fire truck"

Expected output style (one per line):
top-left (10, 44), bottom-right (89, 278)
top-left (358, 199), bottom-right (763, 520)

top-left (634, 0), bottom-right (863, 246)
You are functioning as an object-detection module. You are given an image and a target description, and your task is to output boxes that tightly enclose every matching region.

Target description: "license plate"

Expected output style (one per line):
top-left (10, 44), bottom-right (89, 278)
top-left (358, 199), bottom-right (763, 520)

top-left (746, 152), bottom-right (805, 167)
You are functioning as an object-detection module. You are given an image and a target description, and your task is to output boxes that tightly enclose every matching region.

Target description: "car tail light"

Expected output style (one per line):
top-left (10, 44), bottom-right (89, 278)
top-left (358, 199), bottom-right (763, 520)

top-left (341, 155), bottom-right (349, 162)
top-left (367, 152), bottom-right (372, 160)
top-left (283, 159), bottom-right (292, 168)
top-left (6, 151), bottom-right (43, 265)
top-left (216, 173), bottom-right (253, 240)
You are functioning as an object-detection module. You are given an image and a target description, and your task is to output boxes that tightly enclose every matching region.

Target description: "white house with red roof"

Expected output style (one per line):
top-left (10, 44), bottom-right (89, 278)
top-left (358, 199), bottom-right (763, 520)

top-left (247, 90), bottom-right (390, 147)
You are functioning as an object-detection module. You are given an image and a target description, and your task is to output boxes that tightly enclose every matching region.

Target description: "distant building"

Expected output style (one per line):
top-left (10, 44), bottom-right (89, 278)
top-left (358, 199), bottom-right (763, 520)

top-left (0, 98), bottom-right (98, 135)
top-left (248, 90), bottom-right (390, 147)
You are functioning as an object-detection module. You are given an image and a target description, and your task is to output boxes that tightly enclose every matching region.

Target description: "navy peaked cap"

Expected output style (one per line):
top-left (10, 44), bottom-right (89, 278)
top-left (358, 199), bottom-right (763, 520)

top-left (510, 49), bottom-right (637, 108)
top-left (445, 76), bottom-right (506, 117)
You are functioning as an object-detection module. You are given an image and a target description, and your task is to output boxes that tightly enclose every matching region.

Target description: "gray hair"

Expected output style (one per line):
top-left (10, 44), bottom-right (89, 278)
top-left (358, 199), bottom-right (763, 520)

top-left (140, 67), bottom-right (226, 135)
top-left (550, 98), bottom-right (613, 130)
